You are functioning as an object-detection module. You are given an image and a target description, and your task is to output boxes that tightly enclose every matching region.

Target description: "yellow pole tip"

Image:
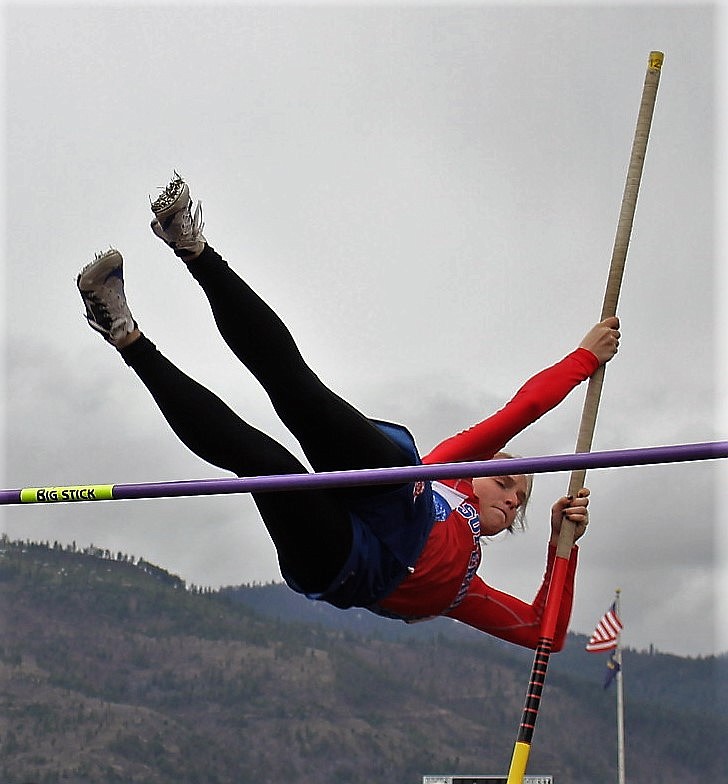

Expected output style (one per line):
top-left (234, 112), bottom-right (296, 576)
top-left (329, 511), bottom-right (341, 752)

top-left (649, 51), bottom-right (664, 69)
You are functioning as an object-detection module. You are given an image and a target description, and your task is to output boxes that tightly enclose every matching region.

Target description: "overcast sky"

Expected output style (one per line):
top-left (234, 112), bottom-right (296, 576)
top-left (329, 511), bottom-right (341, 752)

top-left (2, 2), bottom-right (725, 658)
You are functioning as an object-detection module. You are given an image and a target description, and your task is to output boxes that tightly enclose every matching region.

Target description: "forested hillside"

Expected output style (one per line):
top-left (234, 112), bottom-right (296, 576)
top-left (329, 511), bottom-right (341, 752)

top-left (0, 538), bottom-right (725, 784)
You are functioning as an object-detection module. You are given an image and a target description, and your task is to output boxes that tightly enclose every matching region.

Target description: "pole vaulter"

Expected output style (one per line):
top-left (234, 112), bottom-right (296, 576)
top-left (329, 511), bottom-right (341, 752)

top-left (506, 50), bottom-right (665, 783)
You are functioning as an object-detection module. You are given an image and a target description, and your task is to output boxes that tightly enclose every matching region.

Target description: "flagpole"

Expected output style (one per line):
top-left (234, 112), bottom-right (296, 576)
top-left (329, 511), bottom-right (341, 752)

top-left (615, 589), bottom-right (626, 784)
top-left (585, 599), bottom-right (626, 777)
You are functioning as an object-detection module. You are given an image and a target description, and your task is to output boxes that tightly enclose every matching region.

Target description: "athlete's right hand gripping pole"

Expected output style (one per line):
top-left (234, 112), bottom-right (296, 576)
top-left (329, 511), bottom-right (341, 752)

top-left (506, 51), bottom-right (664, 784)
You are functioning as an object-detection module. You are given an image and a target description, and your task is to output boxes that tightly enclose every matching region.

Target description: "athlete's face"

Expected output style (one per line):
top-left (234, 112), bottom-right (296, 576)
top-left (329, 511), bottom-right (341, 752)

top-left (471, 474), bottom-right (529, 536)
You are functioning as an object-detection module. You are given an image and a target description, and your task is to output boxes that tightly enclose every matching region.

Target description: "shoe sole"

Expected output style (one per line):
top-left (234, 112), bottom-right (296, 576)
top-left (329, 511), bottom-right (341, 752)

top-left (152, 180), bottom-right (190, 221)
top-left (77, 249), bottom-right (124, 290)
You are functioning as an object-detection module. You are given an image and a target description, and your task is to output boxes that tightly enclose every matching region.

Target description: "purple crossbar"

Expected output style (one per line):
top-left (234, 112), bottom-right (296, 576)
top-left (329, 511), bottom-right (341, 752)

top-left (1, 441), bottom-right (726, 505)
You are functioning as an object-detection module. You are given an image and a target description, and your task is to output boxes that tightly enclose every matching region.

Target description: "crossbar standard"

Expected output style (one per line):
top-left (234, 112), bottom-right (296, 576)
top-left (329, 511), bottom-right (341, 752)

top-left (2, 441), bottom-right (726, 506)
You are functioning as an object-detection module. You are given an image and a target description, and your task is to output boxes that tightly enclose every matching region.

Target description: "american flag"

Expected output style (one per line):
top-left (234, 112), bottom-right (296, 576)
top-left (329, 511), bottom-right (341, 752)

top-left (586, 601), bottom-right (623, 652)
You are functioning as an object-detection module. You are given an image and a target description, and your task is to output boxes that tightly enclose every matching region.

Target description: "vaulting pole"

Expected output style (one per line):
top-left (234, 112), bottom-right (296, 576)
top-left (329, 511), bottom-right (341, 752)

top-left (506, 51), bottom-right (664, 783)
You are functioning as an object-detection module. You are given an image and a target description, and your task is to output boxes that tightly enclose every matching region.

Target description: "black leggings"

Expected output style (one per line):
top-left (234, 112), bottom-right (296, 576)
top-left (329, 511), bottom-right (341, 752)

top-left (120, 244), bottom-right (410, 592)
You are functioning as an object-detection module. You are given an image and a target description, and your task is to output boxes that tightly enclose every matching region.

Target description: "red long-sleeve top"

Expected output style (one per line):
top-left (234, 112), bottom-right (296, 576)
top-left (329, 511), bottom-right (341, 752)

top-left (375, 347), bottom-right (598, 650)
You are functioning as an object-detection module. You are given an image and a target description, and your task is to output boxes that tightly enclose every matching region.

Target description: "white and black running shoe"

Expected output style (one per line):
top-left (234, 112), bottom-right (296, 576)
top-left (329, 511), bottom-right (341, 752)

top-left (150, 171), bottom-right (206, 259)
top-left (77, 249), bottom-right (136, 346)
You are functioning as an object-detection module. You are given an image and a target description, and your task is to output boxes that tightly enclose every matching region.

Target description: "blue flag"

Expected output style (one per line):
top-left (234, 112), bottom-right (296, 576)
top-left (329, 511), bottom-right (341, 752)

top-left (603, 651), bottom-right (621, 689)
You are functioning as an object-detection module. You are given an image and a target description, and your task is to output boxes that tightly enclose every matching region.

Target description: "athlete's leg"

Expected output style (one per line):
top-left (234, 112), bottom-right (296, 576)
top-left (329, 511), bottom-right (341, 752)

top-left (186, 246), bottom-right (410, 480)
top-left (148, 174), bottom-right (411, 480)
top-left (120, 335), bottom-right (353, 593)
top-left (78, 249), bottom-right (351, 593)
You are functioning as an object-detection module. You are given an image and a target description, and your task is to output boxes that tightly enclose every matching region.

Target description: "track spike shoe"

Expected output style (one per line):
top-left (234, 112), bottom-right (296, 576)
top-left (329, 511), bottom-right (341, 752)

top-left (150, 171), bottom-right (206, 259)
top-left (77, 249), bottom-right (136, 346)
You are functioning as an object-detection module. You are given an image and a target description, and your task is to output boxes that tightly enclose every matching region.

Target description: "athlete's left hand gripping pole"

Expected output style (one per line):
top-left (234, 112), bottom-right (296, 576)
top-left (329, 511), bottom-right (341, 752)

top-left (506, 51), bottom-right (664, 784)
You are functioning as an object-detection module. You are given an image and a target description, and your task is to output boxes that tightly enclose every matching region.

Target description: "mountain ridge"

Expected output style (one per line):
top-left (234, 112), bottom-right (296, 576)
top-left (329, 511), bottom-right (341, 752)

top-left (0, 537), bottom-right (725, 783)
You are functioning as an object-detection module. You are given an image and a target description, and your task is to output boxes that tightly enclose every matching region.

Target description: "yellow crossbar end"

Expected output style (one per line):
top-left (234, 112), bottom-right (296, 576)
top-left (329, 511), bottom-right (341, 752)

top-left (19, 485), bottom-right (114, 503)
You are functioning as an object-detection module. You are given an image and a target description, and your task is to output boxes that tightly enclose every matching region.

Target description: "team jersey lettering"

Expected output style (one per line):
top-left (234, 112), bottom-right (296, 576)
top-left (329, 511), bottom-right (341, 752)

top-left (447, 501), bottom-right (482, 611)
